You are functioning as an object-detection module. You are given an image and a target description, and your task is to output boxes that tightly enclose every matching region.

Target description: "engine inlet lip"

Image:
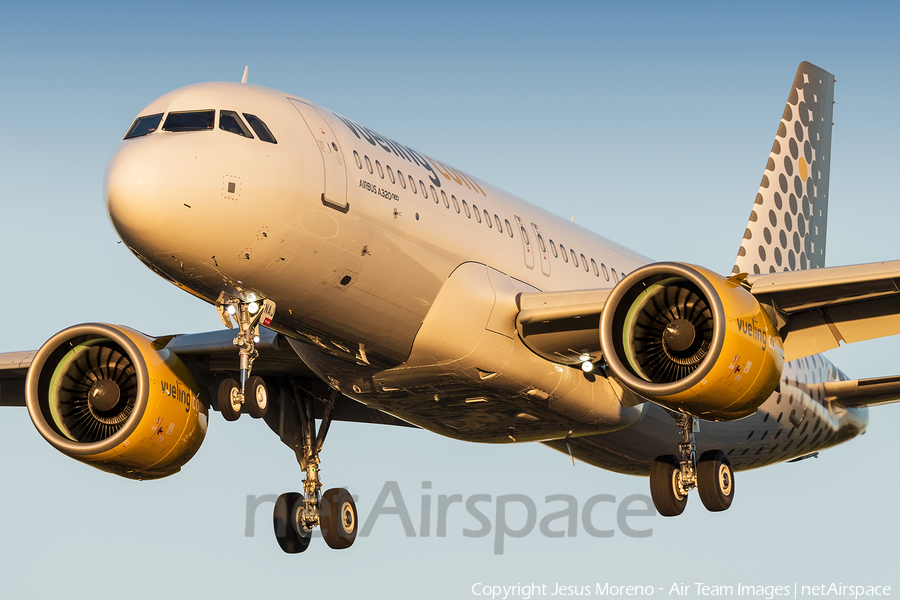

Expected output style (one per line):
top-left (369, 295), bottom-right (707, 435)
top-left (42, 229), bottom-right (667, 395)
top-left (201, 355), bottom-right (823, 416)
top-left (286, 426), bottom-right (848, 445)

top-left (26, 323), bottom-right (149, 456)
top-left (599, 263), bottom-right (726, 397)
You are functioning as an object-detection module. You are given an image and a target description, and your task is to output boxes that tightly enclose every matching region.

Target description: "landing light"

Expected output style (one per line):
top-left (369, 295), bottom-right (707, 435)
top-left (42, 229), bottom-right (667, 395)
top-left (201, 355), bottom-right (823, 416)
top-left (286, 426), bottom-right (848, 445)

top-left (581, 361), bottom-right (594, 373)
top-left (226, 304), bottom-right (237, 316)
top-left (253, 335), bottom-right (260, 343)
top-left (248, 301), bottom-right (260, 315)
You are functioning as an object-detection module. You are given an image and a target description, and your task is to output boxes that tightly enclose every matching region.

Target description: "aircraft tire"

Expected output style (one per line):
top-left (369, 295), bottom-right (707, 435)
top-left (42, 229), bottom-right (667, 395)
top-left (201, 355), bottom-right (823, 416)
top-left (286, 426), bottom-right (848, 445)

top-left (217, 378), bottom-right (242, 422)
top-left (650, 455), bottom-right (687, 516)
top-left (273, 492), bottom-right (312, 554)
top-left (244, 376), bottom-right (268, 419)
top-left (320, 488), bottom-right (358, 550)
top-left (697, 450), bottom-right (734, 512)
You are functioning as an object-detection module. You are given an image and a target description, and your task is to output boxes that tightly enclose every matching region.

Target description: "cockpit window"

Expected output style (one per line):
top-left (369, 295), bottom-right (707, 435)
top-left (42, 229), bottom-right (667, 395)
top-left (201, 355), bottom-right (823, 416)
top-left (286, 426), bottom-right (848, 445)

top-left (123, 113), bottom-right (163, 139)
top-left (242, 113), bottom-right (277, 144)
top-left (163, 110), bottom-right (215, 132)
top-left (219, 110), bottom-right (253, 138)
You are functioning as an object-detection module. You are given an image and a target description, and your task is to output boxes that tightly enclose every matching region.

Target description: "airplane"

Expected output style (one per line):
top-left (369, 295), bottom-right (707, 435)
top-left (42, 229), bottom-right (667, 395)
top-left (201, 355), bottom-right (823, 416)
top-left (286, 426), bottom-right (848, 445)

top-left (2, 61), bottom-right (899, 554)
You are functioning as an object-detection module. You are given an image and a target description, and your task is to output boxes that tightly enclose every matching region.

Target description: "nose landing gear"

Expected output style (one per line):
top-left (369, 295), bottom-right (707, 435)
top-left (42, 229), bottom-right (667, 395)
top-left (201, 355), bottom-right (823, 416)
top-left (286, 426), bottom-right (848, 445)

top-left (214, 297), bottom-right (275, 420)
top-left (650, 413), bottom-right (735, 516)
top-left (273, 383), bottom-right (358, 553)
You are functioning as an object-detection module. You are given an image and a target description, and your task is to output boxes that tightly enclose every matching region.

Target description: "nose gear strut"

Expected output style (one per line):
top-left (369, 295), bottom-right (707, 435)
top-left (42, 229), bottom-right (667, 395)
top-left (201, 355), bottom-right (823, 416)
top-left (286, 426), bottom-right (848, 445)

top-left (214, 295), bottom-right (275, 420)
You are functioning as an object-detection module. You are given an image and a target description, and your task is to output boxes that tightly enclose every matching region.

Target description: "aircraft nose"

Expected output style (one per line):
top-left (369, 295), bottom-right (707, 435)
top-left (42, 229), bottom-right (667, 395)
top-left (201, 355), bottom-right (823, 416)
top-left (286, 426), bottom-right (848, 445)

top-left (104, 137), bottom-right (198, 245)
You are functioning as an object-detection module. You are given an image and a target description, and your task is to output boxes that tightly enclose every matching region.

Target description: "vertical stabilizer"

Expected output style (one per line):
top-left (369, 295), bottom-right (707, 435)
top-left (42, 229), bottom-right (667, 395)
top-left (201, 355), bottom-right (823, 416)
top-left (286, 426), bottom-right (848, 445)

top-left (733, 62), bottom-right (835, 275)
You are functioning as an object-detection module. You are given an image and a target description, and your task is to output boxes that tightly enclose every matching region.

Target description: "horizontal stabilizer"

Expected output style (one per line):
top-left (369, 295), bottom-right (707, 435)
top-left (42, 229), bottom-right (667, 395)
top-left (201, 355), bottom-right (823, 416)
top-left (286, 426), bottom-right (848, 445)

top-left (824, 376), bottom-right (900, 408)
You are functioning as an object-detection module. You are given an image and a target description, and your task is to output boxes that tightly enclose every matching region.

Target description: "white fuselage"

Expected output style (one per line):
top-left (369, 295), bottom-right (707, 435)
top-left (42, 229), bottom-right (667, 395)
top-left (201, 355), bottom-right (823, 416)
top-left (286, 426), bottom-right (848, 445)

top-left (104, 82), bottom-right (867, 475)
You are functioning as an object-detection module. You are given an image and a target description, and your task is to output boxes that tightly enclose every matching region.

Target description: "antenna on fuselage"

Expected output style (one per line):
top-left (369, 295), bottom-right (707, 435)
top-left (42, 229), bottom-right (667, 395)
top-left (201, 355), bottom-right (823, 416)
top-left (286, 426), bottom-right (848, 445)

top-left (241, 66), bottom-right (249, 84)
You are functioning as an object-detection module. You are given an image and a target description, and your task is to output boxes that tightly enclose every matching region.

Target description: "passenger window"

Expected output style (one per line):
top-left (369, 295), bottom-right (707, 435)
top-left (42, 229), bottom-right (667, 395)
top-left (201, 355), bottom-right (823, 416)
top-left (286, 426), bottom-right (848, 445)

top-left (387, 166), bottom-right (395, 183)
top-left (420, 180), bottom-right (427, 198)
top-left (431, 186), bottom-right (439, 204)
top-left (505, 219), bottom-right (513, 237)
top-left (441, 190), bottom-right (449, 208)
top-left (242, 113), bottom-right (277, 143)
top-left (602, 263), bottom-right (609, 281)
top-left (163, 110), bottom-right (215, 132)
top-left (124, 113), bottom-right (163, 139)
top-left (463, 200), bottom-right (471, 218)
top-left (580, 254), bottom-right (588, 271)
top-left (353, 151), bottom-right (362, 169)
top-left (398, 171), bottom-right (406, 188)
top-left (570, 249), bottom-right (578, 267)
top-left (484, 210), bottom-right (492, 227)
top-left (537, 233), bottom-right (546, 252)
top-left (473, 205), bottom-right (482, 223)
top-left (519, 225), bottom-right (530, 245)
top-left (560, 245), bottom-right (569, 262)
top-left (365, 156), bottom-right (373, 174)
top-left (549, 240), bottom-right (558, 257)
top-left (219, 110), bottom-right (253, 138)
top-left (376, 160), bottom-right (384, 179)
top-left (409, 175), bottom-right (417, 193)
top-left (494, 215), bottom-right (502, 232)
top-left (611, 268), bottom-right (618, 282)
top-left (591, 259), bottom-right (599, 277)
top-left (452, 195), bottom-right (460, 213)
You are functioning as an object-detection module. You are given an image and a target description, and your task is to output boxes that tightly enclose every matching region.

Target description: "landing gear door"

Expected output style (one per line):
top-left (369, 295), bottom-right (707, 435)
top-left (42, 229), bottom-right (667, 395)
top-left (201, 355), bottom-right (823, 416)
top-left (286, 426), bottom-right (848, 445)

top-left (288, 99), bottom-right (348, 212)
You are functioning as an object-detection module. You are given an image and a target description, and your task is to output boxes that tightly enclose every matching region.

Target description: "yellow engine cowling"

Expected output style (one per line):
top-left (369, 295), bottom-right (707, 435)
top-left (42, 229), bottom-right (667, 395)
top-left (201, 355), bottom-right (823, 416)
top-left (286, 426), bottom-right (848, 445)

top-left (599, 263), bottom-right (784, 420)
top-left (25, 323), bottom-right (207, 480)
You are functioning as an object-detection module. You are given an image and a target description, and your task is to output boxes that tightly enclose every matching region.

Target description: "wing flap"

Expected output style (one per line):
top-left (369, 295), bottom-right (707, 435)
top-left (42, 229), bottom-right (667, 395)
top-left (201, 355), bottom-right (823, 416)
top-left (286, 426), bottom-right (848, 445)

top-left (516, 289), bottom-right (611, 364)
top-left (745, 261), bottom-right (900, 361)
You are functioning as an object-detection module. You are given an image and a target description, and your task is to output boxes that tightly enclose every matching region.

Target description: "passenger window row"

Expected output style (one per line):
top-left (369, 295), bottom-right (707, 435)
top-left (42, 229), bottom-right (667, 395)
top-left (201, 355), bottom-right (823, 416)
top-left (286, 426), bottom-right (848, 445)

top-left (124, 110), bottom-right (277, 144)
top-left (353, 150), bottom-right (623, 282)
top-left (354, 151), bottom-right (514, 239)
top-left (545, 236), bottom-right (621, 282)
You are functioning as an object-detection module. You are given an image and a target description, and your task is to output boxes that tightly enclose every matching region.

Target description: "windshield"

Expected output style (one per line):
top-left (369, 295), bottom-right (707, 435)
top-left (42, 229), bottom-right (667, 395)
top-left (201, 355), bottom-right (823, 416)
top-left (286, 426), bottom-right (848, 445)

top-left (163, 110), bottom-right (215, 132)
top-left (123, 113), bottom-right (163, 139)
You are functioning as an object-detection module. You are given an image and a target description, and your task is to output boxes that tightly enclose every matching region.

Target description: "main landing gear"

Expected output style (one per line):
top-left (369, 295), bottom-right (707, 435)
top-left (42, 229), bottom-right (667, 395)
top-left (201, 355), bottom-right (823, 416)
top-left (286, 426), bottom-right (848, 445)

top-left (650, 413), bottom-right (735, 516)
top-left (214, 297), bottom-right (276, 421)
top-left (272, 382), bottom-right (358, 554)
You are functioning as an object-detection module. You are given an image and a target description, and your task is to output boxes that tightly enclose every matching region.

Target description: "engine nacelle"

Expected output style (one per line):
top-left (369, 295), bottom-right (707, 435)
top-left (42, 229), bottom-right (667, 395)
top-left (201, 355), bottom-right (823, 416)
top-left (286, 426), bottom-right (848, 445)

top-left (599, 263), bottom-right (784, 420)
top-left (26, 323), bottom-right (207, 480)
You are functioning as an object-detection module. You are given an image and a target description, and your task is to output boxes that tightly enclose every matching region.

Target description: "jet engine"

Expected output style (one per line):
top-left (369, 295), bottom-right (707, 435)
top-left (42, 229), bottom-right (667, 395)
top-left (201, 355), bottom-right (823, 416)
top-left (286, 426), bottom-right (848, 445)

top-left (26, 323), bottom-right (207, 480)
top-left (599, 263), bottom-right (784, 420)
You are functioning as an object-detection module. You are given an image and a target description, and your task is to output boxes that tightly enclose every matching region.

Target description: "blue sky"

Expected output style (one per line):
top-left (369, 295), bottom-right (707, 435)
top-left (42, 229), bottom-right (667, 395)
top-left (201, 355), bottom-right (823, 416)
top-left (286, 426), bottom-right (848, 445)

top-left (2, 1), bottom-right (899, 597)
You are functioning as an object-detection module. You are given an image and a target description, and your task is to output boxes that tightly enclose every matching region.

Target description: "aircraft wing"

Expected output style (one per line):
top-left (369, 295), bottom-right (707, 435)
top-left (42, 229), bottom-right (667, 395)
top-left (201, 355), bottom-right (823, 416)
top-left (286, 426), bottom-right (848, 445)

top-left (0, 351), bottom-right (33, 406)
top-left (744, 260), bottom-right (900, 361)
top-left (0, 328), bottom-right (415, 428)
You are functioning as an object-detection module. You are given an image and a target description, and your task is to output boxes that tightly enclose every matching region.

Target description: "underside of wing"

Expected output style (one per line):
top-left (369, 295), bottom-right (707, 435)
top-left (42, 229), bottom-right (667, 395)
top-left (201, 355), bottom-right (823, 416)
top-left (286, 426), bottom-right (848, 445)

top-left (0, 327), bottom-right (414, 429)
top-left (0, 351), bottom-right (33, 406)
top-left (745, 260), bottom-right (900, 361)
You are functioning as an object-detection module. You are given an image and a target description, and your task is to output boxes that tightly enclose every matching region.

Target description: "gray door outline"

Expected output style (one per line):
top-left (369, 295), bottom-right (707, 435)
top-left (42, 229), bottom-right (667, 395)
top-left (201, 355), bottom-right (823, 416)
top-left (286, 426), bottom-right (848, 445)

top-left (514, 215), bottom-right (535, 270)
top-left (288, 98), bottom-right (349, 212)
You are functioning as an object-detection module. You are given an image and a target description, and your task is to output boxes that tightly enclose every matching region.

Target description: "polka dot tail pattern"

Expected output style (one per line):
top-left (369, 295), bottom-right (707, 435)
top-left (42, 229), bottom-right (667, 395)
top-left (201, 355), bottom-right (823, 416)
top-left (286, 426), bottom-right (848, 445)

top-left (733, 62), bottom-right (835, 276)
